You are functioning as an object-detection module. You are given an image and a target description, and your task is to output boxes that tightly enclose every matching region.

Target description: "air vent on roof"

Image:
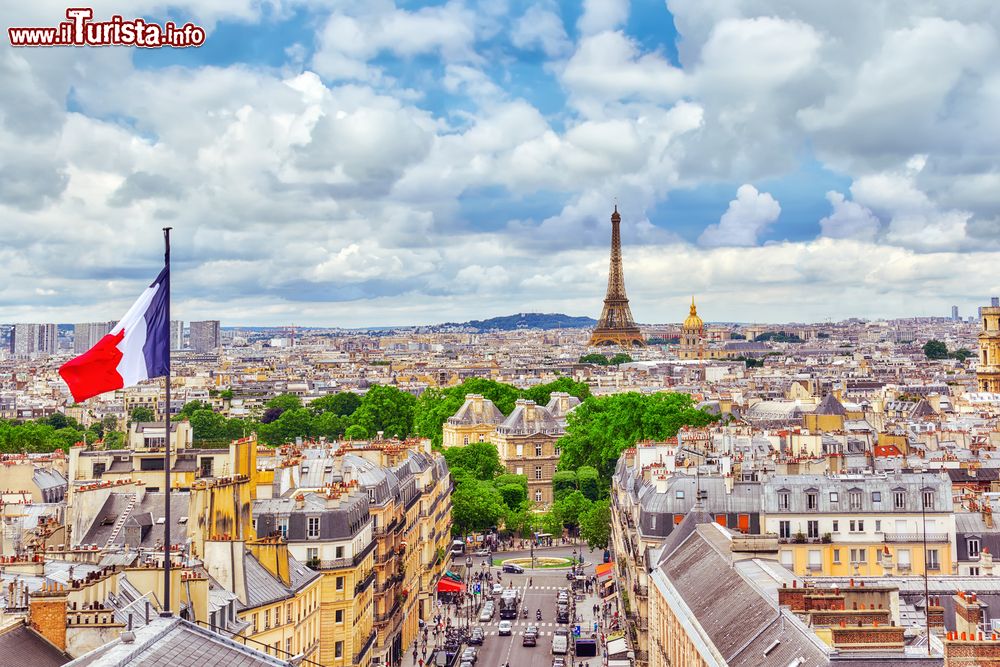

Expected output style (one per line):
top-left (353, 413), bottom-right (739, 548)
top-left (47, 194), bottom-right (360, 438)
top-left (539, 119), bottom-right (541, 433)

top-left (178, 517), bottom-right (188, 524)
top-left (156, 518), bottom-right (166, 524)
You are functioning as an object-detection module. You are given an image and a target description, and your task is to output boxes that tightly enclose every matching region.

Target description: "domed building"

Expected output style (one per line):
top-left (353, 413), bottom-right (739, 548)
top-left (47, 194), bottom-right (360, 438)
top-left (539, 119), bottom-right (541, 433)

top-left (679, 297), bottom-right (704, 360)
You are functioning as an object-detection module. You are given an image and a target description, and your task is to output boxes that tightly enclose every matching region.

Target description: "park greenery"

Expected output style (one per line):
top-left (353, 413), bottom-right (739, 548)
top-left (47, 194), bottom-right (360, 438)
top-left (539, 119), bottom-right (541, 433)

top-left (754, 331), bottom-right (802, 343)
top-left (578, 353), bottom-right (633, 365)
top-left (923, 339), bottom-right (973, 362)
top-left (0, 413), bottom-right (121, 453)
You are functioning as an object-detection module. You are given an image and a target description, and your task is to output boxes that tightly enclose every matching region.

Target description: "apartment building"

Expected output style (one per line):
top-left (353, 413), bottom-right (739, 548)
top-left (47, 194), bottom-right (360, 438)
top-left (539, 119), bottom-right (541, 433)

top-left (189, 320), bottom-right (221, 353)
top-left (761, 472), bottom-right (955, 577)
top-left (73, 322), bottom-right (116, 354)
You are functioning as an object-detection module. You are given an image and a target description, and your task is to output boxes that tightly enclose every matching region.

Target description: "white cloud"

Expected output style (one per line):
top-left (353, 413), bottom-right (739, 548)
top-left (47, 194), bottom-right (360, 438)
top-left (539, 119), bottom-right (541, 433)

top-left (698, 185), bottom-right (781, 247)
top-left (577, 0), bottom-right (630, 37)
top-left (561, 31), bottom-right (686, 113)
top-left (511, 2), bottom-right (572, 58)
top-left (818, 192), bottom-right (880, 241)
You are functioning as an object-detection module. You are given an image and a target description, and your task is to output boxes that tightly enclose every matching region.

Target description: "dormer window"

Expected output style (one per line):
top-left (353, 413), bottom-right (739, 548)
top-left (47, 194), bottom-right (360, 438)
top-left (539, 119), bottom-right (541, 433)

top-left (893, 490), bottom-right (906, 510)
top-left (778, 490), bottom-right (790, 511)
top-left (922, 490), bottom-right (934, 509)
top-left (849, 490), bottom-right (862, 510)
top-left (806, 490), bottom-right (818, 511)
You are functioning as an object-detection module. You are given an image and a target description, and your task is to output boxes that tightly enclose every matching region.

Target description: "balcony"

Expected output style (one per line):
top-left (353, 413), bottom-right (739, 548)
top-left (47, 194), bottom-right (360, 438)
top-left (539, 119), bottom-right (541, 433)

top-left (378, 573), bottom-right (404, 593)
top-left (373, 519), bottom-right (398, 537)
top-left (634, 585), bottom-right (648, 598)
top-left (355, 569), bottom-right (376, 595)
top-left (883, 533), bottom-right (948, 543)
top-left (316, 540), bottom-right (377, 570)
top-left (354, 629), bottom-right (377, 664)
top-left (375, 597), bottom-right (402, 624)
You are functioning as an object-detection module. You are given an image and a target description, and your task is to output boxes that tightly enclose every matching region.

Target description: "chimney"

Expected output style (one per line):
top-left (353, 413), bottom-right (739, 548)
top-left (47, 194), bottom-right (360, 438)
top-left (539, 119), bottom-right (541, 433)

top-left (982, 548), bottom-right (994, 577)
top-left (248, 538), bottom-right (291, 586)
top-left (881, 545), bottom-right (894, 577)
top-left (954, 591), bottom-right (984, 639)
top-left (29, 583), bottom-right (68, 651)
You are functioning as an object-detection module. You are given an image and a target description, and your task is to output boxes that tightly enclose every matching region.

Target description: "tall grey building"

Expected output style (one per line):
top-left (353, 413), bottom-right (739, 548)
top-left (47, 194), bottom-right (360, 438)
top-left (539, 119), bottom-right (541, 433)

top-left (189, 320), bottom-right (221, 352)
top-left (73, 321), bottom-right (116, 353)
top-left (993, 296), bottom-right (1000, 308)
top-left (12, 323), bottom-right (57, 357)
top-left (952, 305), bottom-right (959, 321)
top-left (170, 320), bottom-right (184, 350)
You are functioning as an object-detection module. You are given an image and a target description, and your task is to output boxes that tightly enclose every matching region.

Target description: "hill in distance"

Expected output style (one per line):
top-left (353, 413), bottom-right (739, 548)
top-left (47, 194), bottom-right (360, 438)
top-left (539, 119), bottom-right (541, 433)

top-left (441, 312), bottom-right (597, 332)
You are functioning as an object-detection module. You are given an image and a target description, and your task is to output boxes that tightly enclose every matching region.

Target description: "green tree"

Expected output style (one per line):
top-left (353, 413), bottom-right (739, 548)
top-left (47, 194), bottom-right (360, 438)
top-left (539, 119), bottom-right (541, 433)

top-left (443, 442), bottom-right (504, 481)
top-left (505, 507), bottom-right (536, 538)
top-left (558, 392), bottom-right (719, 480)
top-left (178, 400), bottom-right (212, 419)
top-left (494, 473), bottom-right (528, 490)
top-left (553, 490), bottom-right (592, 529)
top-left (576, 466), bottom-right (601, 501)
top-left (129, 407), bottom-right (155, 425)
top-left (452, 480), bottom-right (506, 533)
top-left (345, 424), bottom-right (367, 440)
top-left (538, 511), bottom-right (564, 537)
top-left (609, 353), bottom-right (633, 365)
top-left (219, 389), bottom-right (234, 400)
top-left (310, 392), bottom-right (362, 417)
top-left (414, 378), bottom-right (522, 447)
top-left (578, 354), bottom-right (609, 365)
top-left (951, 348), bottom-right (973, 362)
top-left (923, 339), bottom-right (950, 360)
top-left (259, 408), bottom-right (314, 445)
top-left (266, 394), bottom-right (303, 412)
top-left (579, 499), bottom-right (611, 549)
top-left (351, 385), bottom-right (416, 439)
top-left (189, 409), bottom-right (229, 442)
top-left (552, 470), bottom-right (578, 503)
top-left (522, 378), bottom-right (592, 407)
top-left (314, 412), bottom-right (348, 439)
top-left (496, 483), bottom-right (528, 511)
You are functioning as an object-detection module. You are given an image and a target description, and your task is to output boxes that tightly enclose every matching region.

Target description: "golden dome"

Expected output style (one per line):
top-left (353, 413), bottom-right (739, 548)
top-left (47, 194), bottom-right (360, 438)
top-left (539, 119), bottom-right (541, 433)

top-left (683, 296), bottom-right (704, 329)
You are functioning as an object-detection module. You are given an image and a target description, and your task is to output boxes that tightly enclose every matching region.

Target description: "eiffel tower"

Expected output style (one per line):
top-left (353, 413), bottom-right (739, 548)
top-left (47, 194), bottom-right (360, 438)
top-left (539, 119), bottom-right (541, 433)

top-left (588, 206), bottom-right (645, 347)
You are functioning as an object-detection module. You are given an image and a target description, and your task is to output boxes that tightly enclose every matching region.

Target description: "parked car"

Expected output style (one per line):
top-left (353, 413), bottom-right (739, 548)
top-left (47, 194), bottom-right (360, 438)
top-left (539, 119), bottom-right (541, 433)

top-left (461, 647), bottom-right (478, 664)
top-left (502, 563), bottom-right (525, 574)
top-left (468, 627), bottom-right (484, 645)
top-left (491, 583), bottom-right (503, 596)
top-left (498, 620), bottom-right (513, 636)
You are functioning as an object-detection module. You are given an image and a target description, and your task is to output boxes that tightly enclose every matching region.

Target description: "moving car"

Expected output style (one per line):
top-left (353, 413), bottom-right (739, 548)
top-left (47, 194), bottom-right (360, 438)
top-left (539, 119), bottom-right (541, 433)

top-left (468, 627), bottom-right (484, 645)
top-left (522, 630), bottom-right (537, 647)
top-left (479, 605), bottom-right (494, 622)
top-left (461, 647), bottom-right (478, 664)
top-left (474, 548), bottom-right (491, 557)
top-left (502, 563), bottom-right (525, 574)
top-left (498, 620), bottom-right (513, 636)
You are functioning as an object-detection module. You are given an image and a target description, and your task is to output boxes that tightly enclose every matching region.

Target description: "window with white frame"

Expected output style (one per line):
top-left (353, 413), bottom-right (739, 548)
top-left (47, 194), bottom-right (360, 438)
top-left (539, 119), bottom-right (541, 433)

top-left (829, 492), bottom-right (839, 503)
top-left (969, 539), bottom-right (981, 558)
top-left (534, 489), bottom-right (542, 502)
top-left (893, 491), bottom-right (906, 509)
top-left (535, 445), bottom-right (542, 457)
top-left (922, 490), bottom-right (934, 509)
top-left (307, 516), bottom-right (320, 539)
top-left (778, 492), bottom-right (790, 511)
top-left (779, 520), bottom-right (791, 539)
top-left (534, 466), bottom-right (543, 480)
top-left (849, 491), bottom-right (862, 510)
top-left (278, 517), bottom-right (288, 538)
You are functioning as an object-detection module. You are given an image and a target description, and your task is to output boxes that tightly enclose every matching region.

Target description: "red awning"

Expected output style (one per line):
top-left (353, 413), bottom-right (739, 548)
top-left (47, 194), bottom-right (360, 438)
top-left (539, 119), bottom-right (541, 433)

top-left (596, 562), bottom-right (614, 578)
top-left (437, 578), bottom-right (465, 593)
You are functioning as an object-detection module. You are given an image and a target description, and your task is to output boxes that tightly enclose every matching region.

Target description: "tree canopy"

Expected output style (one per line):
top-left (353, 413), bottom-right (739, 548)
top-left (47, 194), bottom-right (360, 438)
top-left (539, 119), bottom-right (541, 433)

top-left (557, 392), bottom-right (719, 480)
top-left (579, 499), bottom-right (611, 550)
top-left (923, 339), bottom-right (949, 360)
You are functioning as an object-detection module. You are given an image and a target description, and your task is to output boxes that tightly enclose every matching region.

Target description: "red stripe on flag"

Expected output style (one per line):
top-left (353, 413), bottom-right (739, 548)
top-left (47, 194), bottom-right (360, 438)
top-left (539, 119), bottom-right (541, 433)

top-left (59, 330), bottom-right (127, 402)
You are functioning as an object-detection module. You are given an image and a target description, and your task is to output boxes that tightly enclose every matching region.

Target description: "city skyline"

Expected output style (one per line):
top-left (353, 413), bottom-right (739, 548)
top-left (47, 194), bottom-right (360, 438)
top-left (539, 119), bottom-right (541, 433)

top-left (3, 1), bottom-right (1000, 327)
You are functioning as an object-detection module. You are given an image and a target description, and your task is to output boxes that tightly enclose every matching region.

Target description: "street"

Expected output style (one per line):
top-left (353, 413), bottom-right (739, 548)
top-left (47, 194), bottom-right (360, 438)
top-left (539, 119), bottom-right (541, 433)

top-left (406, 545), bottom-right (608, 667)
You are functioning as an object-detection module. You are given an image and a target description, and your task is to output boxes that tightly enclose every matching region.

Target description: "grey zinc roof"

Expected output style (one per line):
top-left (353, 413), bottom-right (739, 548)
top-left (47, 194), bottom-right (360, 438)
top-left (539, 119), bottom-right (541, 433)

top-left (496, 399), bottom-right (562, 436)
top-left (242, 553), bottom-right (294, 609)
top-left (33, 467), bottom-right (67, 491)
top-left (447, 394), bottom-right (505, 426)
top-left (0, 622), bottom-right (69, 667)
top-left (761, 472), bottom-right (952, 514)
top-left (655, 523), bottom-right (830, 666)
top-left (66, 615), bottom-right (292, 666)
top-left (814, 393), bottom-right (848, 416)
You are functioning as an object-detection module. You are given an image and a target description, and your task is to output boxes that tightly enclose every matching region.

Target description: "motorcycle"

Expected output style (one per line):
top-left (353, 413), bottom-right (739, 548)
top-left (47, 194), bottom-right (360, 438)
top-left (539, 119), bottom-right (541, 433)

top-left (522, 607), bottom-right (528, 619)
top-left (536, 609), bottom-right (542, 621)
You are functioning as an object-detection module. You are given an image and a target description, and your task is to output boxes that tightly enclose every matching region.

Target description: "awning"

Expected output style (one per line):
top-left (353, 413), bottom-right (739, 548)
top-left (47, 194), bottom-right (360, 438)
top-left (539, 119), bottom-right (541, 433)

top-left (596, 562), bottom-right (614, 578)
top-left (437, 578), bottom-right (466, 593)
top-left (444, 570), bottom-right (463, 582)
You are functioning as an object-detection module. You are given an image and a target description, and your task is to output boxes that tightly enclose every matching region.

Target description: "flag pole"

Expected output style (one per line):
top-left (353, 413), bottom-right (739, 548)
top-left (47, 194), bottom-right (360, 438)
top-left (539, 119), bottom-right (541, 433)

top-left (162, 226), bottom-right (173, 617)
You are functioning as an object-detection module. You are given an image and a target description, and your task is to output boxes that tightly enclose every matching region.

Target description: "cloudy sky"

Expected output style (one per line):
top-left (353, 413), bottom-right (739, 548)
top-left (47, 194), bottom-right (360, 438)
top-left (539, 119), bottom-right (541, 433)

top-left (2, 0), bottom-right (1000, 327)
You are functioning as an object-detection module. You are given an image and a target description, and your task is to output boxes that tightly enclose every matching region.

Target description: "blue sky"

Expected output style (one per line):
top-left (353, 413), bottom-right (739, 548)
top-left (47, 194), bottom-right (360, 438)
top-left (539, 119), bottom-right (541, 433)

top-left (2, 1), bottom-right (1000, 326)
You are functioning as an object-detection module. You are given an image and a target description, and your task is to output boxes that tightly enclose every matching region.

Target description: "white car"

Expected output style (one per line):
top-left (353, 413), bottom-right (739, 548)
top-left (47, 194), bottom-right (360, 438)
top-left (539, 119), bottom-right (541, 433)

top-left (498, 620), bottom-right (513, 636)
top-left (491, 583), bottom-right (503, 596)
top-left (479, 606), bottom-right (494, 622)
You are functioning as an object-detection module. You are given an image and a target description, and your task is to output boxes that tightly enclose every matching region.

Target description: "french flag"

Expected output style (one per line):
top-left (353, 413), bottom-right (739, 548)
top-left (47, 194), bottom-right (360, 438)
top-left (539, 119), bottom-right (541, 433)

top-left (59, 268), bottom-right (170, 403)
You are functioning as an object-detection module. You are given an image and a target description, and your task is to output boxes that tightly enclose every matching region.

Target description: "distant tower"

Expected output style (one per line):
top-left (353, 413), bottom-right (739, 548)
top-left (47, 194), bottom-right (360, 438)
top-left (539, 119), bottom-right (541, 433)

top-left (979, 305), bottom-right (1000, 393)
top-left (588, 206), bottom-right (645, 347)
top-left (952, 305), bottom-right (959, 321)
top-left (679, 297), bottom-right (705, 360)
